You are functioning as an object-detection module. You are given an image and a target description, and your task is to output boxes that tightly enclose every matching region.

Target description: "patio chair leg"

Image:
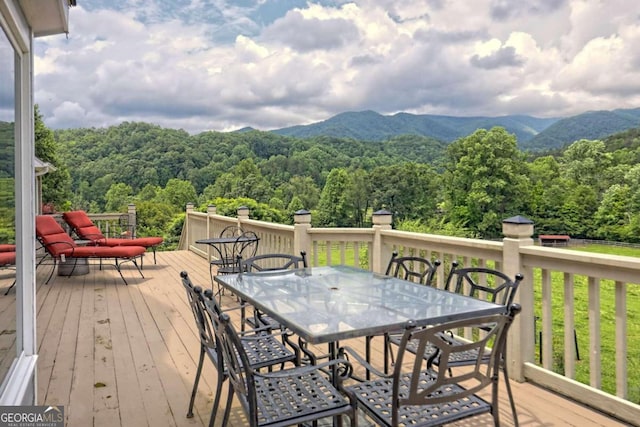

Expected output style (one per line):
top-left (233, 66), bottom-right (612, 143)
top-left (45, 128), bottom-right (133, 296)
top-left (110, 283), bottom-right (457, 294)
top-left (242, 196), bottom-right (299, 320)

top-left (113, 261), bottom-right (130, 286)
top-left (4, 279), bottom-right (16, 295)
top-left (187, 347), bottom-right (206, 417)
top-left (131, 257), bottom-right (145, 278)
top-left (44, 259), bottom-right (57, 285)
top-left (219, 382), bottom-right (235, 427)
top-left (209, 370), bottom-right (225, 427)
top-left (502, 360), bottom-right (519, 426)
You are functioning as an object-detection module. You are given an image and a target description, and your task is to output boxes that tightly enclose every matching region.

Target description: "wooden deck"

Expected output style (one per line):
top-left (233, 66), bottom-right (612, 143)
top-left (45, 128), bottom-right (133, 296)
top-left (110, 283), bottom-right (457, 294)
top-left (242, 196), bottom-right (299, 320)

top-left (2, 250), bottom-right (628, 426)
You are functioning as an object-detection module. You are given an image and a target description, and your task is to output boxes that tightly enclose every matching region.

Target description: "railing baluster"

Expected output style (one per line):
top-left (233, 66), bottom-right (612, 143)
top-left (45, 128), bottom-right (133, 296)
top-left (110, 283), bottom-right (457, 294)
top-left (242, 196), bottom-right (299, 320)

top-left (541, 269), bottom-right (553, 369)
top-left (564, 272), bottom-right (575, 378)
top-left (615, 280), bottom-right (627, 399)
top-left (588, 276), bottom-right (601, 389)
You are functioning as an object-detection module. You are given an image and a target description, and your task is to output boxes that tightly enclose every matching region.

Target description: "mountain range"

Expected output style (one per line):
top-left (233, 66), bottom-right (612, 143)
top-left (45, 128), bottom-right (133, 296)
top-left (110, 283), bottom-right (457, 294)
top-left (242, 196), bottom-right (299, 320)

top-left (259, 108), bottom-right (640, 151)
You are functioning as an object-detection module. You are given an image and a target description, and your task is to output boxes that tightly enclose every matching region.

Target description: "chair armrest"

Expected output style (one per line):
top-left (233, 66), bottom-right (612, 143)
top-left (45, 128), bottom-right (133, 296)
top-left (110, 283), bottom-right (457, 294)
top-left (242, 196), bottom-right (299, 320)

top-left (338, 345), bottom-right (392, 382)
top-left (254, 357), bottom-right (353, 383)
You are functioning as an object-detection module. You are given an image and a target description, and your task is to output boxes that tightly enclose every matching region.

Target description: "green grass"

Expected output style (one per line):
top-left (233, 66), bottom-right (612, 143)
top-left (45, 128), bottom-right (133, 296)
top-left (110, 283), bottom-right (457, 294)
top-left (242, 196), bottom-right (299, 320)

top-left (533, 244), bottom-right (640, 404)
top-left (311, 242), bottom-right (369, 269)
top-left (572, 243), bottom-right (640, 257)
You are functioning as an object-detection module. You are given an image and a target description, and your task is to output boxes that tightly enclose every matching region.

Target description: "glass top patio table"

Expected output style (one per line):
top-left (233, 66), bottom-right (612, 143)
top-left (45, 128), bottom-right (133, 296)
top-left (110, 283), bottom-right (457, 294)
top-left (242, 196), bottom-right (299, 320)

top-left (214, 265), bottom-right (505, 344)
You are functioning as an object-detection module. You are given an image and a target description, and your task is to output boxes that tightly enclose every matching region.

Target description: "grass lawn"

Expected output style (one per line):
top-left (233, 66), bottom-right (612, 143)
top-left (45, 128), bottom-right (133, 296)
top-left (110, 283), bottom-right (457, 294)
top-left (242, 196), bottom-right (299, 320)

top-left (534, 243), bottom-right (640, 404)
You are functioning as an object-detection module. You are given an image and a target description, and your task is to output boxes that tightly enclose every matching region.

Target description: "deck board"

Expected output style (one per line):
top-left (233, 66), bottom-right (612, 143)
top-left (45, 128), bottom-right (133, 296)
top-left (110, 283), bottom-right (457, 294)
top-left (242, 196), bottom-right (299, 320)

top-left (13, 249), bottom-right (627, 427)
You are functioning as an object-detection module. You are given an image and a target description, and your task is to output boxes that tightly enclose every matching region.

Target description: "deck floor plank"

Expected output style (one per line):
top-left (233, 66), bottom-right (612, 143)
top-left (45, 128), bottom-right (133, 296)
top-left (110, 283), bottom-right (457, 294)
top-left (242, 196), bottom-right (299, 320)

top-left (29, 249), bottom-right (628, 427)
top-left (40, 271), bottom-right (82, 407)
top-left (108, 277), bottom-right (149, 427)
top-left (66, 277), bottom-right (95, 427)
top-left (117, 272), bottom-right (176, 427)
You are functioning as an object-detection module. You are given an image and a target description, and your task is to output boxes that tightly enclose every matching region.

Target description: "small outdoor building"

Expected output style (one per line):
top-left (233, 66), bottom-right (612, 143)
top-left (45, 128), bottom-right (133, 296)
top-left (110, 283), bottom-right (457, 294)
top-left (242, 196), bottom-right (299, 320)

top-left (538, 234), bottom-right (570, 247)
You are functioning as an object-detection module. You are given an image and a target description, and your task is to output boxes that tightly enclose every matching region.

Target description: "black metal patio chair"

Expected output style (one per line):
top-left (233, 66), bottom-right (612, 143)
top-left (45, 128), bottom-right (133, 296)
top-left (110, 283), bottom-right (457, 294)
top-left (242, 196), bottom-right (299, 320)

top-left (205, 297), bottom-right (359, 427)
top-left (387, 261), bottom-right (524, 425)
top-left (241, 251), bottom-right (308, 273)
top-left (366, 251), bottom-right (441, 374)
top-left (341, 304), bottom-right (522, 427)
top-left (180, 271), bottom-right (297, 427)
top-left (240, 251), bottom-right (307, 327)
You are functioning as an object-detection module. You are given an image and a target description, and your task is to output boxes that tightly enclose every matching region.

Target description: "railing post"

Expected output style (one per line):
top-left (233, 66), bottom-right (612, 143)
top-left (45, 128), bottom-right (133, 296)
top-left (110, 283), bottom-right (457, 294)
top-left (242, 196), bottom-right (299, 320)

top-left (294, 209), bottom-right (312, 260)
top-left (182, 202), bottom-right (194, 250)
top-left (502, 215), bottom-right (535, 382)
top-left (207, 205), bottom-right (216, 239)
top-left (237, 206), bottom-right (249, 230)
top-left (128, 204), bottom-right (136, 238)
top-left (372, 209), bottom-right (393, 273)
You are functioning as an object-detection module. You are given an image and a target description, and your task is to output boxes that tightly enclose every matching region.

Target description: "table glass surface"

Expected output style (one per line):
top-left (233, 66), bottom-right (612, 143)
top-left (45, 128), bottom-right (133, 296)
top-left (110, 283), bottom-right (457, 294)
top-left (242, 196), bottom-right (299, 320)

top-left (214, 265), bottom-right (505, 344)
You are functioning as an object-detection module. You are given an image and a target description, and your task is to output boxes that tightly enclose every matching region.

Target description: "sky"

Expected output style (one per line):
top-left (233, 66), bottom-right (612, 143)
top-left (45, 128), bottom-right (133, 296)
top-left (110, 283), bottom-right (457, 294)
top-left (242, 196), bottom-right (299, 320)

top-left (32, 0), bottom-right (640, 134)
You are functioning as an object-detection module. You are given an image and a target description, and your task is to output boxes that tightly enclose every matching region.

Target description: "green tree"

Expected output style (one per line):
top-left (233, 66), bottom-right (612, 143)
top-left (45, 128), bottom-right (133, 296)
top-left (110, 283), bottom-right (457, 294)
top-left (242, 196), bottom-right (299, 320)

top-left (157, 179), bottom-right (197, 212)
top-left (315, 168), bottom-right (351, 227)
top-left (104, 183), bottom-right (133, 212)
top-left (443, 127), bottom-right (530, 238)
top-left (35, 105), bottom-right (71, 210)
top-left (593, 184), bottom-right (631, 240)
top-left (369, 163), bottom-right (441, 222)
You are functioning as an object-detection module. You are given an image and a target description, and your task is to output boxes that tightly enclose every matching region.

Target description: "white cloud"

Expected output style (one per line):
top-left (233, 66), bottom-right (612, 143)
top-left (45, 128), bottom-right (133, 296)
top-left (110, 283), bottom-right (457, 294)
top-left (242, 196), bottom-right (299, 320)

top-left (32, 0), bottom-right (640, 134)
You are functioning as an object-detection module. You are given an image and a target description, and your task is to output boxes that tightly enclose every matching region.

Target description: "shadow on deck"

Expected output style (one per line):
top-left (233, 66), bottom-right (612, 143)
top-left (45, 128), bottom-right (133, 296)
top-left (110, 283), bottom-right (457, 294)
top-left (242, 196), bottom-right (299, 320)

top-left (0, 250), bottom-right (626, 426)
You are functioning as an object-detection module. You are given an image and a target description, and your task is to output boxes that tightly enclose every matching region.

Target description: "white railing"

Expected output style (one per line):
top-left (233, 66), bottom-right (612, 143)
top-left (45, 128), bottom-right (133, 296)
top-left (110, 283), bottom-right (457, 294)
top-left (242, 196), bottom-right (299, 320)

top-left (180, 205), bottom-right (640, 425)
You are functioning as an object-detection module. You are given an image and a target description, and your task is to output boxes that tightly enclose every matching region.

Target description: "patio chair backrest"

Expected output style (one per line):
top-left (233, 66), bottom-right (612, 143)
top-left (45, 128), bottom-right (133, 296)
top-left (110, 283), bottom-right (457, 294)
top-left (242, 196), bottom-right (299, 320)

top-left (241, 251), bottom-right (307, 272)
top-left (35, 215), bottom-right (76, 257)
top-left (235, 230), bottom-right (258, 259)
top-left (445, 262), bottom-right (523, 306)
top-left (180, 273), bottom-right (217, 347)
top-left (391, 303), bottom-right (521, 426)
top-left (203, 300), bottom-right (255, 414)
top-left (219, 225), bottom-right (243, 238)
top-left (385, 251), bottom-right (441, 286)
top-left (62, 210), bottom-right (106, 240)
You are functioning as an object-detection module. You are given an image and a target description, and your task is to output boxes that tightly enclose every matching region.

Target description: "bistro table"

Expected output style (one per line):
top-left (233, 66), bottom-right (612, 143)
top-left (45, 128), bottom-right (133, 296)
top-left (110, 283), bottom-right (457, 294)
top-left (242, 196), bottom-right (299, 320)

top-left (196, 233), bottom-right (259, 273)
top-left (214, 264), bottom-right (506, 363)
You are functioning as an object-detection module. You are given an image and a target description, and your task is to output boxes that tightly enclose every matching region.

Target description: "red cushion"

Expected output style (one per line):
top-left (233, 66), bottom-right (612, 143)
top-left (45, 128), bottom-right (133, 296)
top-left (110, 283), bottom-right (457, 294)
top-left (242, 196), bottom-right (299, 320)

top-left (0, 251), bottom-right (15, 266)
top-left (72, 245), bottom-right (146, 258)
top-left (63, 211), bottom-right (95, 228)
top-left (76, 225), bottom-right (106, 241)
top-left (36, 216), bottom-right (76, 257)
top-left (0, 244), bottom-right (16, 252)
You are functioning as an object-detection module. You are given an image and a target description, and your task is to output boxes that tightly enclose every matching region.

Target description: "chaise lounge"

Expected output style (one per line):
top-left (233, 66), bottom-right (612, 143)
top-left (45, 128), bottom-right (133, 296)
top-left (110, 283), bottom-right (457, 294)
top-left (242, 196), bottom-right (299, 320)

top-left (0, 244), bottom-right (16, 295)
top-left (62, 210), bottom-right (163, 265)
top-left (36, 215), bottom-right (146, 286)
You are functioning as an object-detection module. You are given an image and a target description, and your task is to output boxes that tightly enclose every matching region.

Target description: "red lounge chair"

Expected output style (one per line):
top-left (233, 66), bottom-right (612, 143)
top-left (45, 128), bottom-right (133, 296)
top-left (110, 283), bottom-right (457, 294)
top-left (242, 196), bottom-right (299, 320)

top-left (1, 244), bottom-right (16, 295)
top-left (36, 215), bottom-right (146, 285)
top-left (0, 244), bottom-right (15, 266)
top-left (62, 210), bottom-right (163, 264)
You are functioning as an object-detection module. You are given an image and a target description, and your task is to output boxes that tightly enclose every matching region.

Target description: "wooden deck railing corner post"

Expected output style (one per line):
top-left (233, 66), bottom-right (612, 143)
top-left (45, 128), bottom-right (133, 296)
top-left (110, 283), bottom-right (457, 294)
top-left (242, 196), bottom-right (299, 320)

top-left (127, 204), bottom-right (137, 237)
top-left (372, 210), bottom-right (393, 273)
top-left (502, 215), bottom-right (536, 382)
top-left (293, 209), bottom-right (312, 259)
top-left (178, 202), bottom-right (196, 250)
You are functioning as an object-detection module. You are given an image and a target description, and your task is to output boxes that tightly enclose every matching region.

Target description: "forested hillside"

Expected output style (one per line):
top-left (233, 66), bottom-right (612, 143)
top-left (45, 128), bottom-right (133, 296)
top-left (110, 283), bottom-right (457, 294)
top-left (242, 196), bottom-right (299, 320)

top-left (43, 119), bottom-right (640, 247)
top-left (269, 107), bottom-right (640, 151)
top-left (271, 110), bottom-right (558, 147)
top-left (528, 108), bottom-right (640, 150)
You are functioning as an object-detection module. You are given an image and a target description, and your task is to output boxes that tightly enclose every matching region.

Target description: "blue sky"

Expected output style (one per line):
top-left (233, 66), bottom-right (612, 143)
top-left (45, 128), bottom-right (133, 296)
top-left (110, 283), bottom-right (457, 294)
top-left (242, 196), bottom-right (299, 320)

top-left (33, 0), bottom-right (640, 134)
